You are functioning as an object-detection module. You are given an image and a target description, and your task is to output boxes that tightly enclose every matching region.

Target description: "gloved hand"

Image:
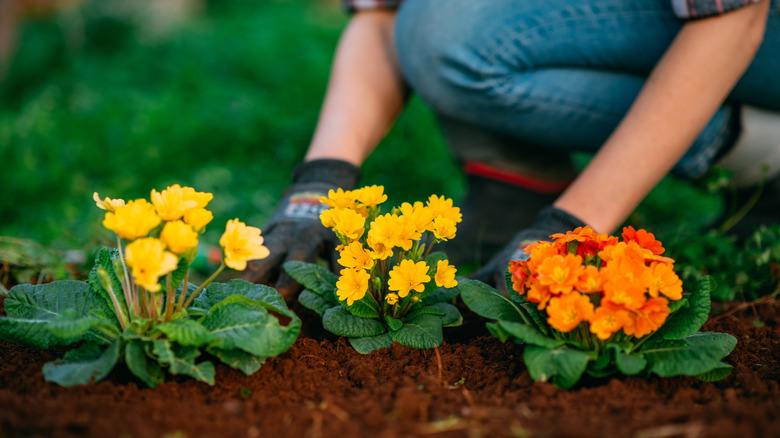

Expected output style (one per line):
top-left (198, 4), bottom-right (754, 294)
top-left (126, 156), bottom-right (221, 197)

top-left (472, 206), bottom-right (586, 290)
top-left (242, 159), bottom-right (361, 299)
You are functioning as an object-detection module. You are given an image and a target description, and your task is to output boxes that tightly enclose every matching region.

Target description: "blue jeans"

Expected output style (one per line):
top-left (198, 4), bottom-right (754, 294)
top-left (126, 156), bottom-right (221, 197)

top-left (395, 0), bottom-right (780, 180)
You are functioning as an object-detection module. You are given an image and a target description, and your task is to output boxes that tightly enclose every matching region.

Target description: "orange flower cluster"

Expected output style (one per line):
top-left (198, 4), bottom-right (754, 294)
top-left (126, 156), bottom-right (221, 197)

top-left (508, 226), bottom-right (682, 341)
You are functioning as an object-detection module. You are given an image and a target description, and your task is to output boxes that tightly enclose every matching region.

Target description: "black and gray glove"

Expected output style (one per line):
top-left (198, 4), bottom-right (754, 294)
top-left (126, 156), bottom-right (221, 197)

top-left (472, 206), bottom-right (586, 290)
top-left (242, 159), bottom-right (360, 298)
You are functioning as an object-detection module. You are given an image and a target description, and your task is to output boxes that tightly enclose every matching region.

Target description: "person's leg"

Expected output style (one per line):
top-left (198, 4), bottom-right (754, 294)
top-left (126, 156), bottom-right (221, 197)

top-left (395, 0), bottom-right (739, 261)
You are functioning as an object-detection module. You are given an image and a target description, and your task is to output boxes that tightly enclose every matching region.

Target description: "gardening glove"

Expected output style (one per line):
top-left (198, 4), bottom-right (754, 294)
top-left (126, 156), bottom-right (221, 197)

top-left (471, 206), bottom-right (586, 290)
top-left (242, 159), bottom-right (361, 299)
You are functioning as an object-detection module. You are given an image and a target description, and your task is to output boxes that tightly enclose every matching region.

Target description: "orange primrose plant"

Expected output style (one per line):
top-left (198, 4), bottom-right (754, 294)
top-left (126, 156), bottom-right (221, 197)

top-left (0, 186), bottom-right (299, 387)
top-left (460, 226), bottom-right (737, 389)
top-left (284, 185), bottom-right (464, 353)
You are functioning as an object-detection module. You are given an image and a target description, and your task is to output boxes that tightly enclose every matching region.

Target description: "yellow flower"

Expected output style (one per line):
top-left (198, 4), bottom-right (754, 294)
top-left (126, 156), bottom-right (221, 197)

top-left (125, 237), bottom-right (179, 292)
top-left (426, 195), bottom-right (462, 224)
top-left (103, 199), bottom-right (161, 240)
top-left (388, 259), bottom-right (431, 298)
top-left (183, 207), bottom-right (213, 231)
top-left (431, 216), bottom-right (457, 241)
top-left (338, 241), bottom-right (375, 270)
top-left (319, 188), bottom-right (359, 210)
top-left (399, 201), bottom-right (434, 234)
top-left (151, 184), bottom-right (199, 221)
top-left (181, 186), bottom-right (213, 209)
top-left (336, 268), bottom-right (370, 305)
top-left (367, 213), bottom-right (402, 256)
top-left (160, 220), bottom-right (198, 254)
top-left (435, 259), bottom-right (458, 288)
top-left (385, 293), bottom-right (399, 306)
top-left (93, 192), bottom-right (125, 212)
top-left (320, 208), bottom-right (338, 229)
top-left (355, 185), bottom-right (387, 207)
top-left (219, 219), bottom-right (270, 271)
top-left (332, 208), bottom-right (367, 241)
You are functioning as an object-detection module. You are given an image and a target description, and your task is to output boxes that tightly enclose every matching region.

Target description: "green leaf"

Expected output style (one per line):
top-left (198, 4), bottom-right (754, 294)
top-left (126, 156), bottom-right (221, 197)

top-left (524, 345), bottom-right (593, 389)
top-left (349, 333), bottom-right (393, 354)
top-left (388, 313), bottom-right (443, 349)
top-left (283, 261), bottom-right (338, 300)
top-left (202, 301), bottom-right (300, 357)
top-left (458, 279), bottom-right (529, 323)
top-left (432, 302), bottom-right (462, 327)
top-left (654, 278), bottom-right (712, 341)
top-left (209, 347), bottom-right (267, 375)
top-left (344, 293), bottom-right (380, 319)
top-left (421, 286), bottom-right (460, 305)
top-left (0, 281), bottom-right (117, 347)
top-left (322, 306), bottom-right (386, 338)
top-left (406, 304), bottom-right (445, 320)
top-left (608, 345), bottom-right (647, 375)
top-left (298, 289), bottom-right (337, 316)
top-left (645, 332), bottom-right (737, 377)
top-left (87, 247), bottom-right (128, 328)
top-left (497, 320), bottom-right (564, 348)
top-left (151, 340), bottom-right (215, 385)
top-left (194, 280), bottom-right (295, 318)
top-left (167, 256), bottom-right (190, 295)
top-left (46, 309), bottom-right (114, 340)
top-left (125, 339), bottom-right (164, 388)
top-left (42, 339), bottom-right (121, 386)
top-left (696, 363), bottom-right (733, 382)
top-left (385, 316), bottom-right (403, 331)
top-left (153, 318), bottom-right (216, 347)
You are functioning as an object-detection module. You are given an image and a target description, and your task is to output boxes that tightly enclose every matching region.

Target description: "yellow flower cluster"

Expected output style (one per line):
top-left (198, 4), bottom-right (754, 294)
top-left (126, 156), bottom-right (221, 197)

top-left (508, 226), bottom-right (683, 341)
top-left (96, 185), bottom-right (269, 292)
top-left (320, 186), bottom-right (460, 313)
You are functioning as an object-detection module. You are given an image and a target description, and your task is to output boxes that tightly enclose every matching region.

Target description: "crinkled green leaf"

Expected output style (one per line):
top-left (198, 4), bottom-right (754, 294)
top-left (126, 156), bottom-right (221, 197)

top-left (125, 339), bottom-right (164, 388)
top-left (349, 333), bottom-right (393, 354)
top-left (459, 279), bottom-right (529, 324)
top-left (421, 285), bottom-right (460, 306)
top-left (87, 247), bottom-right (128, 328)
top-left (432, 302), bottom-right (462, 327)
top-left (202, 301), bottom-right (300, 357)
top-left (194, 280), bottom-right (295, 318)
top-left (607, 345), bottom-right (647, 375)
top-left (524, 345), bottom-right (593, 389)
top-left (385, 316), bottom-right (403, 331)
top-left (388, 313), bottom-right (443, 349)
top-left (46, 308), bottom-right (116, 340)
top-left (298, 289), bottom-right (337, 316)
top-left (153, 318), bottom-right (216, 347)
top-left (696, 363), bottom-right (733, 382)
top-left (322, 306), bottom-right (386, 338)
top-left (42, 339), bottom-right (121, 386)
top-left (645, 332), bottom-right (737, 377)
top-left (498, 320), bottom-right (565, 349)
top-left (654, 277), bottom-right (713, 341)
top-left (344, 293), bottom-right (380, 319)
top-left (406, 304), bottom-right (445, 320)
top-left (209, 347), bottom-right (267, 375)
top-left (151, 340), bottom-right (215, 385)
top-left (283, 261), bottom-right (338, 301)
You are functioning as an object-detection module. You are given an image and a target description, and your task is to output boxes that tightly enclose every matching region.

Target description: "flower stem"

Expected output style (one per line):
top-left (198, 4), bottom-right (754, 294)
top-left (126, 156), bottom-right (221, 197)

top-left (176, 273), bottom-right (189, 315)
top-left (163, 274), bottom-right (174, 322)
top-left (181, 263), bottom-right (225, 312)
top-left (115, 236), bottom-right (135, 322)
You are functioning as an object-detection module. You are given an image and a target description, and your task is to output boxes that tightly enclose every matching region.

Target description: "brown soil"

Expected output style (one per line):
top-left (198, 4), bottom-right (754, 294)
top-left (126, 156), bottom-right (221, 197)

top-left (0, 296), bottom-right (778, 438)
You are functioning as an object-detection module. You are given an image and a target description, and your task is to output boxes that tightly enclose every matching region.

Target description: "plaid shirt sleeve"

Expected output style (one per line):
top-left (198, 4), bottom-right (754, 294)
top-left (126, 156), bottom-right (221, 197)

top-left (342, 0), bottom-right (403, 12)
top-left (671, 0), bottom-right (762, 19)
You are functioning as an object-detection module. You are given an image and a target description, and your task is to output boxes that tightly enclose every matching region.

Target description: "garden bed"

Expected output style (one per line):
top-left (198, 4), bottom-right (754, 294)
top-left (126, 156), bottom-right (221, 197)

top-left (0, 296), bottom-right (778, 438)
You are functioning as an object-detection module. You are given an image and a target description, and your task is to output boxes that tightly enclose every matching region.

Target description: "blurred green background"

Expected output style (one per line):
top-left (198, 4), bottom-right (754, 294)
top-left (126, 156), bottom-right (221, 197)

top-left (0, 0), bottom-right (777, 301)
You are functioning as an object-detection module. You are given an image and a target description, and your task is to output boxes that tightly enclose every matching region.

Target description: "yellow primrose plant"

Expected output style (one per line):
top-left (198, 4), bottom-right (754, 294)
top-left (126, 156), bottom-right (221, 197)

top-left (284, 186), bottom-right (463, 353)
top-left (459, 226), bottom-right (737, 389)
top-left (0, 185), bottom-right (300, 387)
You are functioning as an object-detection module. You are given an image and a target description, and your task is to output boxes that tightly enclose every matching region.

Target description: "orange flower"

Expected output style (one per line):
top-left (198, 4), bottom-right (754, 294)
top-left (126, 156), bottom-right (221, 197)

top-left (525, 241), bottom-right (564, 272)
top-left (536, 253), bottom-right (584, 295)
top-left (589, 302), bottom-right (631, 340)
top-left (526, 277), bottom-right (554, 310)
top-left (647, 262), bottom-right (683, 301)
top-left (601, 260), bottom-right (649, 311)
top-left (626, 297), bottom-right (670, 338)
top-left (576, 265), bottom-right (602, 294)
top-left (622, 226), bottom-right (665, 256)
top-left (551, 226), bottom-right (618, 259)
top-left (508, 259), bottom-right (530, 294)
top-left (546, 293), bottom-right (594, 333)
